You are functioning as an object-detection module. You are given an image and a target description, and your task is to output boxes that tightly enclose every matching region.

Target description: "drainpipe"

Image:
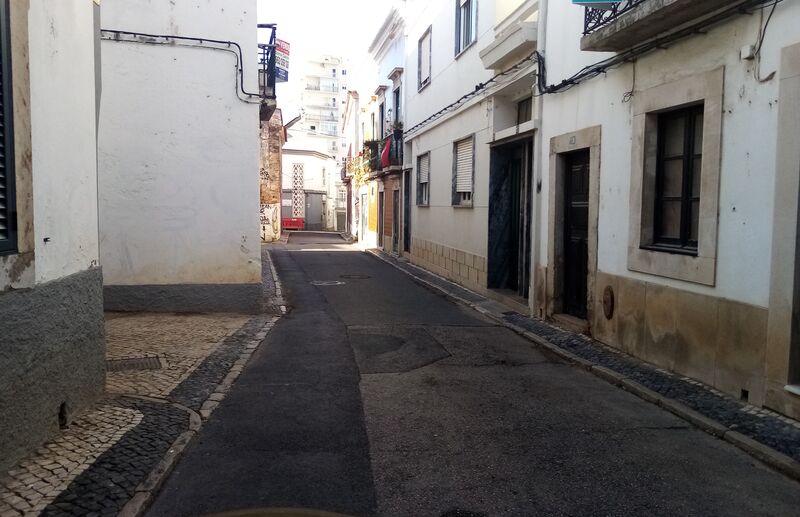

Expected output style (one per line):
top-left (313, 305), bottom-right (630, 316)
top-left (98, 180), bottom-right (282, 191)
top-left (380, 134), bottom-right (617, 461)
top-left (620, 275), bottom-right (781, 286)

top-left (531, 0), bottom-right (548, 318)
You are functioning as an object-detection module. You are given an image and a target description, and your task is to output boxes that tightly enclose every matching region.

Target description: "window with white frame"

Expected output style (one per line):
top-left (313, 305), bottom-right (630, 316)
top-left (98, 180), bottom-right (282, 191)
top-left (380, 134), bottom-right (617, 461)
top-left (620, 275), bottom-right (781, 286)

top-left (418, 27), bottom-right (432, 90)
top-left (453, 136), bottom-right (474, 206)
top-left (455, 0), bottom-right (477, 55)
top-left (417, 153), bottom-right (430, 206)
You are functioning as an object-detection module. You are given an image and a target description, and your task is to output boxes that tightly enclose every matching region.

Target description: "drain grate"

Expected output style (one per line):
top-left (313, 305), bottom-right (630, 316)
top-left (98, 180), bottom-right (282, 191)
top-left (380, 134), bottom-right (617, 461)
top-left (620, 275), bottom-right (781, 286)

top-left (106, 356), bottom-right (163, 372)
top-left (340, 274), bottom-right (371, 279)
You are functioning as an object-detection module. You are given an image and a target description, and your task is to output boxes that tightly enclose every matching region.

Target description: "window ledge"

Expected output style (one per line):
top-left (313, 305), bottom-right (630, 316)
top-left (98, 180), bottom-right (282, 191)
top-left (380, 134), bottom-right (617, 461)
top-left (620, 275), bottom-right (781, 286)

top-left (417, 80), bottom-right (431, 93)
top-left (640, 244), bottom-right (698, 258)
top-left (785, 385), bottom-right (800, 397)
top-left (455, 40), bottom-right (477, 60)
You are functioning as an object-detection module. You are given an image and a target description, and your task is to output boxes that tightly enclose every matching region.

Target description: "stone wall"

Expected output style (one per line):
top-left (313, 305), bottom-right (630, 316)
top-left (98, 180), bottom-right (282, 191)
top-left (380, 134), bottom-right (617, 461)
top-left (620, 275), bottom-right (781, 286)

top-left (410, 237), bottom-right (487, 292)
top-left (0, 268), bottom-right (105, 472)
top-left (591, 271), bottom-right (775, 411)
top-left (260, 109), bottom-right (283, 242)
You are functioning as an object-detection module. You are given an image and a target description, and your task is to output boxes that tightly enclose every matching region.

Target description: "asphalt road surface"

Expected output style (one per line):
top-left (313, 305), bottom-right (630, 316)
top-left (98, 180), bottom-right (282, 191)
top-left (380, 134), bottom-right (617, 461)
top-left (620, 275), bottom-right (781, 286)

top-left (148, 232), bottom-right (800, 517)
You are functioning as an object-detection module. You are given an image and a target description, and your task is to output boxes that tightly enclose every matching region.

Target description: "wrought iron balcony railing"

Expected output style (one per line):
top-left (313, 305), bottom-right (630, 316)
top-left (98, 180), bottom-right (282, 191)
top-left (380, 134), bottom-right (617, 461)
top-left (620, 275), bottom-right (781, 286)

top-left (583, 0), bottom-right (648, 35)
top-left (257, 23), bottom-right (277, 99)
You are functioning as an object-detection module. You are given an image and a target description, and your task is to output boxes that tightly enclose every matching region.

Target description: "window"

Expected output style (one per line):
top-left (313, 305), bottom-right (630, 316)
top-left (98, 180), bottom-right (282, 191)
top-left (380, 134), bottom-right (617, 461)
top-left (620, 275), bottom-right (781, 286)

top-left (393, 88), bottom-right (401, 124)
top-left (418, 27), bottom-right (432, 90)
top-left (0, 1), bottom-right (15, 255)
top-left (417, 153), bottom-right (430, 206)
top-left (379, 103), bottom-right (385, 137)
top-left (517, 97), bottom-right (532, 125)
top-left (649, 104), bottom-right (704, 254)
top-left (342, 69), bottom-right (347, 76)
top-left (455, 0), bottom-right (477, 56)
top-left (371, 113), bottom-right (375, 139)
top-left (453, 136), bottom-right (474, 207)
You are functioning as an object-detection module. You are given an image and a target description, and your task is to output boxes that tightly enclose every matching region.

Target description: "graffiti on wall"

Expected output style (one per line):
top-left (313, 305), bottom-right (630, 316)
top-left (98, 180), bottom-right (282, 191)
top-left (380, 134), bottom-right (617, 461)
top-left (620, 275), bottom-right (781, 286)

top-left (260, 203), bottom-right (280, 242)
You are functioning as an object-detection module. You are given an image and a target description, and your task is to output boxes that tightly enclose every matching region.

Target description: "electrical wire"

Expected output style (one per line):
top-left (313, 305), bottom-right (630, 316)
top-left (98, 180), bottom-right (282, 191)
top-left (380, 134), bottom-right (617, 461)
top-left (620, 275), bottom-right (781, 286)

top-left (100, 29), bottom-right (266, 104)
top-left (403, 51), bottom-right (538, 137)
top-left (535, 0), bottom-right (785, 97)
top-left (753, 0), bottom-right (779, 82)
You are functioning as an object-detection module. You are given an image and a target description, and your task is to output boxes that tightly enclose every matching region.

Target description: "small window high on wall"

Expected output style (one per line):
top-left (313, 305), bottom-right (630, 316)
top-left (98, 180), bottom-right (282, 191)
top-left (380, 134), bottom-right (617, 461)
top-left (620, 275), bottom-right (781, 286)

top-left (418, 27), bottom-right (432, 90)
top-left (455, 0), bottom-right (477, 56)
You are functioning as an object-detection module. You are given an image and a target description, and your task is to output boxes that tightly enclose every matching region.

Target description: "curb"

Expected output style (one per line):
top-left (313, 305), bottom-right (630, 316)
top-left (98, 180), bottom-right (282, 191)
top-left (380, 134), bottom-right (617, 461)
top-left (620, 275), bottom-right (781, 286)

top-left (119, 311), bottom-right (283, 516)
top-left (365, 249), bottom-right (800, 483)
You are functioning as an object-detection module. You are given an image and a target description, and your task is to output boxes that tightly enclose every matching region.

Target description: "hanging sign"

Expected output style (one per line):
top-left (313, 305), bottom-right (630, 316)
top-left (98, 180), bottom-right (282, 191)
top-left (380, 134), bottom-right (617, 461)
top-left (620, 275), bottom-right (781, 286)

top-left (275, 39), bottom-right (290, 83)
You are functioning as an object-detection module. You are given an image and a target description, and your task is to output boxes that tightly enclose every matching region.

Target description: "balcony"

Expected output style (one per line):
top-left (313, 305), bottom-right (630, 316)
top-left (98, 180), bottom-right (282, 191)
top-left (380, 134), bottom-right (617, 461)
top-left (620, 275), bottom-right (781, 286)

top-left (479, 0), bottom-right (539, 71)
top-left (581, 0), bottom-right (749, 52)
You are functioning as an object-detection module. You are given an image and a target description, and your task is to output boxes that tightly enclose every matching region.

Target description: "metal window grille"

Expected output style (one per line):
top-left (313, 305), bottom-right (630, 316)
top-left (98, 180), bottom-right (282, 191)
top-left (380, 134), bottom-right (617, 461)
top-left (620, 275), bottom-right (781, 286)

top-left (292, 163), bottom-right (305, 217)
top-left (0, 1), bottom-right (15, 254)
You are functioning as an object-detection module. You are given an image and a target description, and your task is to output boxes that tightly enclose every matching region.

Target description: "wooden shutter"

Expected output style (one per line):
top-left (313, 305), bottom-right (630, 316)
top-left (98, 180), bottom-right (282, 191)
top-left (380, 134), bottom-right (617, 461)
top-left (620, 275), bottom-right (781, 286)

top-left (0, 1), bottom-right (14, 254)
top-left (455, 138), bottom-right (473, 193)
top-left (419, 30), bottom-right (431, 85)
top-left (418, 154), bottom-right (429, 183)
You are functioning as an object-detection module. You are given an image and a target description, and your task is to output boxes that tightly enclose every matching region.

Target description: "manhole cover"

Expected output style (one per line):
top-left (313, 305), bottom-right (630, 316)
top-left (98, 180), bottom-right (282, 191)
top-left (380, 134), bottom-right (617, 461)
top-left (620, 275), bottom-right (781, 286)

top-left (106, 356), bottom-right (163, 372)
top-left (310, 280), bottom-right (346, 286)
top-left (340, 274), bottom-right (371, 279)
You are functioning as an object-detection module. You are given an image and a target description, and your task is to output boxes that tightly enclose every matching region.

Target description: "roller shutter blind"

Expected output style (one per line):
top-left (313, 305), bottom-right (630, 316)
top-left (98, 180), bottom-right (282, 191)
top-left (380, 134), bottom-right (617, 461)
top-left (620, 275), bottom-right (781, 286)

top-left (419, 30), bottom-right (431, 87)
top-left (418, 154), bottom-right (429, 184)
top-left (455, 138), bottom-right (473, 193)
top-left (0, 1), bottom-right (14, 254)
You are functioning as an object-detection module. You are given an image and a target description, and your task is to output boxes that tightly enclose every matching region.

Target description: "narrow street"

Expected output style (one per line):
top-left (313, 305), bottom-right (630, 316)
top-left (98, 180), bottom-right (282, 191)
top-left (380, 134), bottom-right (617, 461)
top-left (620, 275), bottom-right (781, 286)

top-left (147, 233), bottom-right (800, 517)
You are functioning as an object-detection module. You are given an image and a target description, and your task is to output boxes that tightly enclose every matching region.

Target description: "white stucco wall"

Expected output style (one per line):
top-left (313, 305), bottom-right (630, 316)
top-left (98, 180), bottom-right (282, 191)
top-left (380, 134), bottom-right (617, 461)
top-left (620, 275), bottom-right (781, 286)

top-left (281, 151), bottom-right (336, 194)
top-left (30, 0), bottom-right (99, 284)
top-left (540, 1), bottom-right (800, 308)
top-left (404, 0), bottom-right (497, 258)
top-left (98, 0), bottom-right (261, 286)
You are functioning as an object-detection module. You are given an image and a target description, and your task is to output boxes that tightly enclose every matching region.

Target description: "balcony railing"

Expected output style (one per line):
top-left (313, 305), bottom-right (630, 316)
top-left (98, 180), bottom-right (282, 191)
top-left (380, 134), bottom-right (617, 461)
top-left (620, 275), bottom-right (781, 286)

top-left (382, 132), bottom-right (403, 169)
top-left (305, 84), bottom-right (339, 93)
top-left (583, 0), bottom-right (647, 35)
top-left (580, 0), bottom-right (748, 52)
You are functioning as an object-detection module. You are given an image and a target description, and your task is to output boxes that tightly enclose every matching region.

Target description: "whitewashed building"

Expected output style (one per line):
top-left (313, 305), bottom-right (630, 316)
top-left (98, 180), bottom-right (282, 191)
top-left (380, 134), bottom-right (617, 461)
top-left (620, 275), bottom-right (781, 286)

top-left (535, 0), bottom-right (800, 418)
top-left (98, 0), bottom-right (263, 313)
top-left (0, 0), bottom-right (104, 471)
top-left (404, 0), bottom-right (539, 311)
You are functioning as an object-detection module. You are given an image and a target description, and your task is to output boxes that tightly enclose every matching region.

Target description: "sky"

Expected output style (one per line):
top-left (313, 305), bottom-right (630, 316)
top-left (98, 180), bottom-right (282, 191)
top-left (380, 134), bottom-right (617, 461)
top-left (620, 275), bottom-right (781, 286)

top-left (258, 0), bottom-right (394, 118)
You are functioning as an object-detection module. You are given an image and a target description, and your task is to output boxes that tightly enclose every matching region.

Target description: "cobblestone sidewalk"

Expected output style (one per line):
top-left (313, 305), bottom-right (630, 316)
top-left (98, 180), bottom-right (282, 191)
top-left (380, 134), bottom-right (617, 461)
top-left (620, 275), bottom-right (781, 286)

top-left (0, 249), bottom-right (283, 517)
top-left (370, 249), bottom-right (800, 481)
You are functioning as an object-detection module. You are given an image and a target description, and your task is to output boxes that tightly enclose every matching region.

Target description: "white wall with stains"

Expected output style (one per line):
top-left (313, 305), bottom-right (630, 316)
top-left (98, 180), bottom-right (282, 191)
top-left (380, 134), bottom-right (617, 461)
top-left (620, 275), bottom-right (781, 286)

top-left (98, 0), bottom-right (261, 286)
top-left (539, 1), bottom-right (800, 308)
top-left (29, 0), bottom-right (100, 284)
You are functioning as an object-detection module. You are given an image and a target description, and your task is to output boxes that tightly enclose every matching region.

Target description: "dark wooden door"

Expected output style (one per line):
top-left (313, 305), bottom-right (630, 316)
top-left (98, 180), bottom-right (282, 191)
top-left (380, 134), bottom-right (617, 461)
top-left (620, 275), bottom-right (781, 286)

top-left (563, 150), bottom-right (590, 319)
top-left (377, 191), bottom-right (384, 247)
top-left (392, 189), bottom-right (400, 252)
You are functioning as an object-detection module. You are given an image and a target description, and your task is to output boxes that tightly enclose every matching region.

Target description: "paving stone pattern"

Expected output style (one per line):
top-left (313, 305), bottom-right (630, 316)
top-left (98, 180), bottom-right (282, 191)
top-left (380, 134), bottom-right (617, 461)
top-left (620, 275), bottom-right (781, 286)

top-left (0, 405), bottom-right (143, 515)
top-left (377, 251), bottom-right (800, 464)
top-left (0, 249), bottom-right (282, 516)
top-left (40, 398), bottom-right (187, 517)
top-left (105, 313), bottom-right (252, 399)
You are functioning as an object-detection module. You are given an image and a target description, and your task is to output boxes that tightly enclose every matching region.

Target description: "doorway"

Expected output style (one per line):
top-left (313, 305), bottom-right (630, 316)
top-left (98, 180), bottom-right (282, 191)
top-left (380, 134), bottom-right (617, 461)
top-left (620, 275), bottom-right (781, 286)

top-left (403, 170), bottom-right (411, 253)
top-left (377, 191), bottom-right (385, 247)
top-left (488, 138), bottom-right (533, 299)
top-left (562, 150), bottom-right (590, 319)
top-left (360, 193), bottom-right (367, 240)
top-left (392, 189), bottom-right (400, 253)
